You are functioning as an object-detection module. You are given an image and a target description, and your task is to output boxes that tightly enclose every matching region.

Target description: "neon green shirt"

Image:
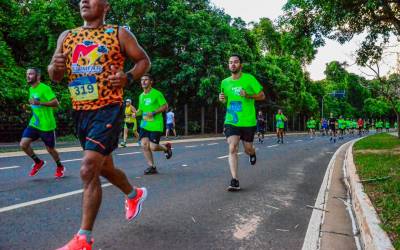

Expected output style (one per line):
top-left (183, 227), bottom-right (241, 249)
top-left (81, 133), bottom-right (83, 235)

top-left (395, 122), bottom-right (398, 129)
top-left (28, 83), bottom-right (57, 131)
top-left (346, 120), bottom-right (351, 128)
top-left (338, 119), bottom-right (346, 129)
top-left (307, 119), bottom-right (316, 129)
top-left (276, 114), bottom-right (286, 129)
top-left (221, 73), bottom-right (263, 127)
top-left (138, 88), bottom-right (167, 132)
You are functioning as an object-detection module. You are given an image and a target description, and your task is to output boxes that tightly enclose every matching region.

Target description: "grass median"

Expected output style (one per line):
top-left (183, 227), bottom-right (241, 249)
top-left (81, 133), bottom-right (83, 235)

top-left (353, 133), bottom-right (400, 249)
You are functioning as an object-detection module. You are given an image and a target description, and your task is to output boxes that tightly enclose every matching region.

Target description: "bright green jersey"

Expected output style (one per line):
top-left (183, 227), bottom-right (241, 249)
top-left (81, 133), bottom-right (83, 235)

top-left (276, 114), bottom-right (286, 129)
top-left (307, 119), bottom-right (316, 129)
top-left (385, 122), bottom-right (390, 128)
top-left (395, 122), bottom-right (398, 129)
top-left (221, 73), bottom-right (263, 127)
top-left (346, 120), bottom-right (351, 128)
top-left (352, 121), bottom-right (357, 128)
top-left (338, 119), bottom-right (346, 129)
top-left (28, 83), bottom-right (57, 131)
top-left (138, 88), bottom-right (167, 132)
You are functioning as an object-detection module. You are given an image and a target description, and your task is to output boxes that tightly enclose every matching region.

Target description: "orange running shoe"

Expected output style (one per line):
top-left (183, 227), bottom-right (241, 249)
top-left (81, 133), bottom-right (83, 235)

top-left (125, 187), bottom-right (148, 221)
top-left (29, 160), bottom-right (46, 176)
top-left (55, 165), bottom-right (65, 178)
top-left (57, 234), bottom-right (93, 250)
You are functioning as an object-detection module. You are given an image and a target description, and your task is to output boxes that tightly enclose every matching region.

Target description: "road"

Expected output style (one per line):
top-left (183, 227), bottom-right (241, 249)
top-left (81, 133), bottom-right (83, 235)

top-left (0, 134), bottom-right (356, 250)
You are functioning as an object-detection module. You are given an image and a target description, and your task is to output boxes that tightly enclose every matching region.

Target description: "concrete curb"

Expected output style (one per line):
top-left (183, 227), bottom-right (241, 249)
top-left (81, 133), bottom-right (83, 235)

top-left (345, 139), bottom-right (395, 250)
top-left (302, 140), bottom-right (354, 250)
top-left (0, 132), bottom-right (308, 158)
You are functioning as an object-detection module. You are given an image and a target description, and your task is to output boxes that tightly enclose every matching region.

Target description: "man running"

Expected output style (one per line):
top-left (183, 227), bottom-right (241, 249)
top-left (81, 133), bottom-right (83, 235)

top-left (137, 74), bottom-right (172, 175)
top-left (20, 68), bottom-right (65, 178)
top-left (328, 113), bottom-right (337, 143)
top-left (321, 118), bottom-right (328, 136)
top-left (357, 118), bottom-right (364, 136)
top-left (219, 54), bottom-right (265, 191)
top-left (120, 99), bottom-right (139, 147)
top-left (385, 120), bottom-right (391, 132)
top-left (338, 116), bottom-right (346, 140)
top-left (49, 1), bottom-right (150, 249)
top-left (256, 110), bottom-right (266, 143)
top-left (276, 109), bottom-right (287, 144)
top-left (307, 116), bottom-right (317, 139)
top-left (165, 108), bottom-right (177, 138)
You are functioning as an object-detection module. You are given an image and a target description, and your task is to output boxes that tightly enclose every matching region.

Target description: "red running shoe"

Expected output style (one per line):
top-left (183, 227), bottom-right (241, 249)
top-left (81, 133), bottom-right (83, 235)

top-left (29, 160), bottom-right (46, 176)
top-left (55, 165), bottom-right (65, 178)
top-left (56, 234), bottom-right (93, 250)
top-left (125, 187), bottom-right (148, 221)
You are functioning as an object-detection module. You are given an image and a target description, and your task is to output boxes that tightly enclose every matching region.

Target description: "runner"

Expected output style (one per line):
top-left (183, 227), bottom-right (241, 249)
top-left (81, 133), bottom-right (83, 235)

top-left (357, 118), bottom-right (364, 136)
top-left (352, 119), bottom-right (357, 136)
top-left (20, 68), bottom-right (65, 179)
top-left (395, 121), bottom-right (398, 130)
top-left (321, 118), bottom-right (328, 136)
top-left (120, 98), bottom-right (139, 147)
top-left (165, 108), bottom-right (177, 138)
top-left (328, 113), bottom-right (337, 143)
top-left (338, 116), bottom-right (346, 140)
top-left (385, 120), bottom-right (391, 132)
top-left (256, 110), bottom-right (266, 143)
top-left (219, 54), bottom-right (265, 191)
top-left (345, 118), bottom-right (351, 135)
top-left (306, 116), bottom-right (317, 139)
top-left (364, 119), bottom-right (370, 134)
top-left (48, 1), bottom-right (150, 248)
top-left (275, 109), bottom-right (287, 144)
top-left (376, 119), bottom-right (383, 133)
top-left (137, 73), bottom-right (172, 175)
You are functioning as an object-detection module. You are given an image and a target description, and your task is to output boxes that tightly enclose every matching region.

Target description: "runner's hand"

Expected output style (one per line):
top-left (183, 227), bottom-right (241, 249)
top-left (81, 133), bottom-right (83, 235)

top-left (219, 93), bottom-right (225, 102)
top-left (108, 65), bottom-right (128, 88)
top-left (51, 50), bottom-right (69, 72)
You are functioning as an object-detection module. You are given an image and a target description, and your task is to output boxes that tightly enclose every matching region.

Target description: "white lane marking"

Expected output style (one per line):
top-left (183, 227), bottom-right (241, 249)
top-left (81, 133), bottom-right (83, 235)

top-left (265, 204), bottom-right (280, 210)
top-left (268, 145), bottom-right (279, 148)
top-left (182, 164), bottom-right (189, 167)
top-left (185, 145), bottom-right (198, 148)
top-left (296, 140), bottom-right (303, 142)
top-left (218, 152), bottom-right (243, 159)
top-left (0, 183), bottom-right (113, 213)
top-left (61, 158), bottom-right (82, 163)
top-left (117, 152), bottom-right (141, 156)
top-left (0, 166), bottom-right (21, 170)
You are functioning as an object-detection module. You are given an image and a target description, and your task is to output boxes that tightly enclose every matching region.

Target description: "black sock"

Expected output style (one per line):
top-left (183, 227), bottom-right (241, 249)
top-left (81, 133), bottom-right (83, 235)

top-left (56, 160), bottom-right (62, 167)
top-left (30, 154), bottom-right (41, 164)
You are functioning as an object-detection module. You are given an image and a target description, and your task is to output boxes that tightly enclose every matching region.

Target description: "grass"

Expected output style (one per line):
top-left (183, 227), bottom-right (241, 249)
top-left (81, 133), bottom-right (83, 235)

top-left (354, 133), bottom-right (400, 249)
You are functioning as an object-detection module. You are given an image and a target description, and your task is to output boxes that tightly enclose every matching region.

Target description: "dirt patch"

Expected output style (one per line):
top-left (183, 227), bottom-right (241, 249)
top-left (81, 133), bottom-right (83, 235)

top-left (355, 146), bottom-right (400, 155)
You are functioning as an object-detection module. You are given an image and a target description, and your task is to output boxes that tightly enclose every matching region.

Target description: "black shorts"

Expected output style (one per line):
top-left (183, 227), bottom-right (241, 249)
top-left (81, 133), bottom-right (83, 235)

top-left (329, 125), bottom-right (336, 132)
top-left (125, 122), bottom-right (135, 129)
top-left (22, 127), bottom-right (56, 148)
top-left (73, 104), bottom-right (123, 156)
top-left (139, 129), bottom-right (162, 144)
top-left (224, 125), bottom-right (256, 142)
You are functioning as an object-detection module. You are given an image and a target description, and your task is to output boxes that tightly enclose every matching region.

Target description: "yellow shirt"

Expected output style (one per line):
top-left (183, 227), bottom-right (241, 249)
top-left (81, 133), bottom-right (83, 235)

top-left (124, 105), bottom-right (136, 123)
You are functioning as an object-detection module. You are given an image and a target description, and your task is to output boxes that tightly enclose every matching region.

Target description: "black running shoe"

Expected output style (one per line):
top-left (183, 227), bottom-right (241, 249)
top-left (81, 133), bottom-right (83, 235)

top-left (144, 166), bottom-right (158, 175)
top-left (249, 154), bottom-right (256, 165)
top-left (164, 143), bottom-right (172, 159)
top-left (277, 139), bottom-right (280, 144)
top-left (227, 178), bottom-right (240, 191)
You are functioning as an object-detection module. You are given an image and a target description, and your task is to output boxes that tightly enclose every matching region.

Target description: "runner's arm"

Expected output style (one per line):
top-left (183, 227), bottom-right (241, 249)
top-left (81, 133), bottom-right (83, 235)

top-left (119, 27), bottom-right (150, 80)
top-left (245, 90), bottom-right (265, 101)
top-left (152, 104), bottom-right (168, 116)
top-left (39, 98), bottom-right (59, 107)
top-left (48, 30), bottom-right (70, 83)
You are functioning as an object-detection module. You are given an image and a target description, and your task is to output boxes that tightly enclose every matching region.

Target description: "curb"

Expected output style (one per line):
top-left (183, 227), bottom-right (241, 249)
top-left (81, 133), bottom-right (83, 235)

top-left (0, 132), bottom-right (308, 158)
top-left (344, 139), bottom-right (394, 250)
top-left (302, 140), bottom-right (354, 250)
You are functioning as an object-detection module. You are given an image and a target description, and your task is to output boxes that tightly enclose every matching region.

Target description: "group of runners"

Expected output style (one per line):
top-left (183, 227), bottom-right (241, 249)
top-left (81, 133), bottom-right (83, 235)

top-left (14, 1), bottom-right (399, 249)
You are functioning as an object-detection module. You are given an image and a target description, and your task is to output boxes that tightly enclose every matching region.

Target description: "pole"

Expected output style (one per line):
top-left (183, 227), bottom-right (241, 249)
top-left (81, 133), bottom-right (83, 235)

top-left (215, 107), bottom-right (218, 134)
top-left (184, 104), bottom-right (188, 135)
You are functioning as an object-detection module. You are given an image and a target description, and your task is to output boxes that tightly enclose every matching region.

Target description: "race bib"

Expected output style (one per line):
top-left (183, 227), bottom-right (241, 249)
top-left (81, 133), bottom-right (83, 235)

top-left (68, 76), bottom-right (98, 101)
top-left (143, 112), bottom-right (154, 122)
top-left (229, 101), bottom-right (243, 112)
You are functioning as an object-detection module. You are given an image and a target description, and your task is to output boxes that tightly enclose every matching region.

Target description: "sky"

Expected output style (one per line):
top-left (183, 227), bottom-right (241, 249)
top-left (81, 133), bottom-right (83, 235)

top-left (210, 0), bottom-right (398, 80)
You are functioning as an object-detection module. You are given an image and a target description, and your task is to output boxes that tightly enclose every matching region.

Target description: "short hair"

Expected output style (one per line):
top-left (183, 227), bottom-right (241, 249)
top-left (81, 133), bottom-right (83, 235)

top-left (28, 67), bottom-right (41, 75)
top-left (230, 54), bottom-right (243, 63)
top-left (142, 73), bottom-right (154, 81)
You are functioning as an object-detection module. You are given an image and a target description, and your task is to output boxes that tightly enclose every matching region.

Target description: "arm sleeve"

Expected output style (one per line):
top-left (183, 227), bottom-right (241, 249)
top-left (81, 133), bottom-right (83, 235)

top-left (44, 86), bottom-right (57, 101)
top-left (158, 91), bottom-right (167, 106)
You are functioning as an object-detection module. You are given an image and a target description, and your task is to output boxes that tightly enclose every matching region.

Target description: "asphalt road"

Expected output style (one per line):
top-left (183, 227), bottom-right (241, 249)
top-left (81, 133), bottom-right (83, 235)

top-left (0, 134), bottom-right (357, 250)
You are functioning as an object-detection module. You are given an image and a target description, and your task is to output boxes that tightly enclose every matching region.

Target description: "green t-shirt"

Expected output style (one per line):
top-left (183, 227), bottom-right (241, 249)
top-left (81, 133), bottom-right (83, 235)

top-left (307, 119), bottom-right (316, 129)
top-left (276, 114), bottom-right (286, 129)
top-left (138, 88), bottom-right (167, 132)
top-left (352, 121), bottom-right (357, 128)
top-left (395, 122), bottom-right (398, 128)
top-left (221, 73), bottom-right (263, 127)
top-left (338, 119), bottom-right (346, 129)
top-left (346, 120), bottom-right (351, 128)
top-left (28, 83), bottom-right (57, 131)
top-left (385, 122), bottom-right (390, 128)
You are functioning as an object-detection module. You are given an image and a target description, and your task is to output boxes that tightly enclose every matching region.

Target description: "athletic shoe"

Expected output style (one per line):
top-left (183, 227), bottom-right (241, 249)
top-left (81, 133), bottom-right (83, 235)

top-left (249, 154), bottom-right (256, 165)
top-left (120, 141), bottom-right (127, 148)
top-left (29, 160), bottom-right (46, 176)
top-left (56, 234), bottom-right (93, 250)
top-left (164, 143), bottom-right (172, 159)
top-left (227, 179), bottom-right (240, 191)
top-left (125, 187), bottom-right (148, 221)
top-left (55, 165), bottom-right (65, 178)
top-left (144, 166), bottom-right (158, 175)
top-left (277, 139), bottom-right (280, 144)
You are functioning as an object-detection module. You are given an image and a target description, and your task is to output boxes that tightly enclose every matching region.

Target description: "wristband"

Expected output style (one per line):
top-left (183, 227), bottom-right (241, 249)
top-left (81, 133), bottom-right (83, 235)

top-left (152, 111), bottom-right (156, 116)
